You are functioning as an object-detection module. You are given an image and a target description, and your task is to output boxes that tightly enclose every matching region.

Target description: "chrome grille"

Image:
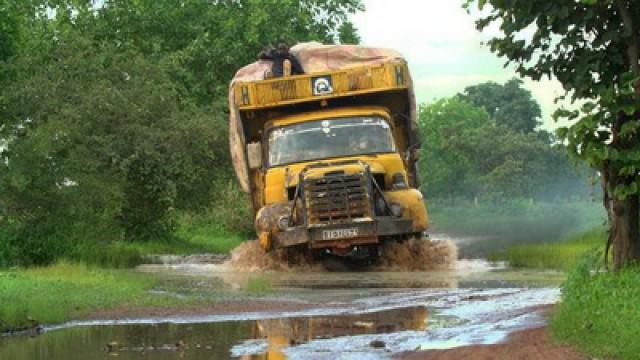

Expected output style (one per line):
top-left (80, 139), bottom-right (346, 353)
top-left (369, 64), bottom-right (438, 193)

top-left (304, 173), bottom-right (371, 225)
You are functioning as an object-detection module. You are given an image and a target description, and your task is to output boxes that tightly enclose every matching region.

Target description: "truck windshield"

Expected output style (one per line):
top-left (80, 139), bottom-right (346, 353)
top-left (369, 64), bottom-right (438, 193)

top-left (268, 116), bottom-right (396, 167)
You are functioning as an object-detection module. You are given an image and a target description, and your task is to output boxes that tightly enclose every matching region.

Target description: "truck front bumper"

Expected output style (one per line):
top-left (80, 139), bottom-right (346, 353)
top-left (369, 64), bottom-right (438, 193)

top-left (272, 217), bottom-right (414, 249)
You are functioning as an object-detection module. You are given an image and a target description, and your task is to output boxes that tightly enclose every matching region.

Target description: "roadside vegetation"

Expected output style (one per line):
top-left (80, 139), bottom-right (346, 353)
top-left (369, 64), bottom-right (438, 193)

top-left (551, 257), bottom-right (640, 360)
top-left (0, 262), bottom-right (168, 333)
top-left (488, 227), bottom-right (605, 271)
top-left (0, 262), bottom-right (281, 333)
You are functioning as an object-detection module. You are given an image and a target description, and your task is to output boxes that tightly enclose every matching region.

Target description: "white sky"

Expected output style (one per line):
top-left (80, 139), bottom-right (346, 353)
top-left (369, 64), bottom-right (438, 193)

top-left (352, 0), bottom-right (567, 130)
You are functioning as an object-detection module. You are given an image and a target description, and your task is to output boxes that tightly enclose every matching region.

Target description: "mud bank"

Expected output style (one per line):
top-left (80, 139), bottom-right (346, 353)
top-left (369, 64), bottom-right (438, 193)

top-left (226, 237), bottom-right (457, 272)
top-left (398, 326), bottom-right (587, 360)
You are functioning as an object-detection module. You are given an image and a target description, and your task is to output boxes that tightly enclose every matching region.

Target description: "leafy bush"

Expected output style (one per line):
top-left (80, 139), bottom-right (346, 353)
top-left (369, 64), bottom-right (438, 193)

top-left (0, 221), bottom-right (68, 267)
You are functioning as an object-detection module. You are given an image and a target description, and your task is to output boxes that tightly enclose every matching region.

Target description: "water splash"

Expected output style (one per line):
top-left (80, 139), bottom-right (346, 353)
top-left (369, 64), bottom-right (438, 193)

top-left (224, 236), bottom-right (458, 272)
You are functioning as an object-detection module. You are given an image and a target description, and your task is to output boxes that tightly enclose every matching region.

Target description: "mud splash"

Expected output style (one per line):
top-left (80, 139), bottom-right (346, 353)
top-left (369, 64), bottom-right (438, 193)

top-left (378, 238), bottom-right (457, 271)
top-left (224, 237), bottom-right (457, 272)
top-left (225, 240), bottom-right (324, 272)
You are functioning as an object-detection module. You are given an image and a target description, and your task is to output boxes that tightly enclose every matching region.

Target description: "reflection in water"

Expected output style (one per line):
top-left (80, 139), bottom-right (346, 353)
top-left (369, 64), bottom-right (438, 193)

top-left (243, 307), bottom-right (427, 360)
top-left (0, 307), bottom-right (427, 360)
top-left (0, 321), bottom-right (250, 360)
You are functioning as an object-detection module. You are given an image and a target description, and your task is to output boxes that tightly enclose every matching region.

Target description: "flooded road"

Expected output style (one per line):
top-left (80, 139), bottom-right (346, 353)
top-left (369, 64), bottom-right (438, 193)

top-left (0, 255), bottom-right (564, 360)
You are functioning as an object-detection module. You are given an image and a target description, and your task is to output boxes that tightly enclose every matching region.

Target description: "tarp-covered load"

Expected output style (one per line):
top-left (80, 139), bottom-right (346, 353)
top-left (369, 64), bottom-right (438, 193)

top-left (229, 42), bottom-right (418, 193)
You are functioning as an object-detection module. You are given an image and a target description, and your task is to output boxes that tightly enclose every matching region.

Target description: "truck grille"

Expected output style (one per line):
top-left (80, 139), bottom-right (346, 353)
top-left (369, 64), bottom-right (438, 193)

top-left (304, 173), bottom-right (372, 225)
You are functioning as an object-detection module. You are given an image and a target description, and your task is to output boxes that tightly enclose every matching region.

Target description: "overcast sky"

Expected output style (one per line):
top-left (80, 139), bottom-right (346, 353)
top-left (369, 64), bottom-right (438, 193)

top-left (352, 0), bottom-right (567, 130)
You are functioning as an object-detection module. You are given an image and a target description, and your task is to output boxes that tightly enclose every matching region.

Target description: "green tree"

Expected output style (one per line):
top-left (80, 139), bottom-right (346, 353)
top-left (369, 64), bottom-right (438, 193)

top-left (0, 1), bottom-right (19, 63)
top-left (0, 0), bottom-right (364, 264)
top-left (338, 21), bottom-right (361, 44)
top-left (86, 0), bottom-right (363, 105)
top-left (1, 36), bottom-right (210, 242)
top-left (419, 95), bottom-right (588, 203)
top-left (467, 0), bottom-right (640, 269)
top-left (460, 78), bottom-right (542, 134)
top-left (418, 97), bottom-right (490, 201)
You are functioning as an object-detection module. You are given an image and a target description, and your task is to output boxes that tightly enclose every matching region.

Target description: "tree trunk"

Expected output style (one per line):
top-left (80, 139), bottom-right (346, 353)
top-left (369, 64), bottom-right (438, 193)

top-left (611, 194), bottom-right (640, 269)
top-left (607, 0), bottom-right (640, 269)
top-left (616, 0), bottom-right (640, 75)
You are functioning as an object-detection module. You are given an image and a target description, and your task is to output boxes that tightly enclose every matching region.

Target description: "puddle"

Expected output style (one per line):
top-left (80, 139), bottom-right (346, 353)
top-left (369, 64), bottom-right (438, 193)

top-left (0, 286), bottom-right (559, 360)
top-left (0, 234), bottom-right (565, 360)
top-left (0, 306), bottom-right (425, 360)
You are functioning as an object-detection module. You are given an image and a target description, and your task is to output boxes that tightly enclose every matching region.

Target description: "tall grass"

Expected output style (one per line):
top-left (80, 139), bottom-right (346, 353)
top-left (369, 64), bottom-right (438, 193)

top-left (0, 262), bottom-right (157, 332)
top-left (551, 256), bottom-right (640, 360)
top-left (488, 228), bottom-right (605, 271)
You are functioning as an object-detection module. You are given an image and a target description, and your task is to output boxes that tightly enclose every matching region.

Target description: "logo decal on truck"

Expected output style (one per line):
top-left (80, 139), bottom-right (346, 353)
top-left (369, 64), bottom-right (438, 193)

top-left (312, 76), bottom-right (334, 96)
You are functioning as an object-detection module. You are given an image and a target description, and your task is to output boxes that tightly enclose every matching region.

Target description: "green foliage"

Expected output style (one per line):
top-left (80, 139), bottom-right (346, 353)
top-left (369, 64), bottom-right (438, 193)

top-left (0, 1), bottom-right (20, 64)
top-left (460, 78), bottom-right (542, 133)
top-left (90, 0), bottom-right (364, 104)
top-left (466, 0), bottom-right (640, 201)
top-left (0, 0), bottom-right (363, 266)
top-left (488, 227), bottom-right (605, 271)
top-left (418, 96), bottom-right (594, 201)
top-left (552, 260), bottom-right (640, 359)
top-left (1, 37), bottom-right (214, 242)
top-left (338, 21), bottom-right (361, 44)
top-left (418, 97), bottom-right (489, 199)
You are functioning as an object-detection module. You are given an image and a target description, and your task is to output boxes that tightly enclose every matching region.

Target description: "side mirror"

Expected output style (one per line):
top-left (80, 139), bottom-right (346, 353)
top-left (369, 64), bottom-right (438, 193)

top-left (247, 142), bottom-right (263, 170)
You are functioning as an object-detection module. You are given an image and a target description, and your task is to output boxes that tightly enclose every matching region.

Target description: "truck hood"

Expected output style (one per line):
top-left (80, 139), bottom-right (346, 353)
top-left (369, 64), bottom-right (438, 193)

top-left (279, 156), bottom-right (388, 189)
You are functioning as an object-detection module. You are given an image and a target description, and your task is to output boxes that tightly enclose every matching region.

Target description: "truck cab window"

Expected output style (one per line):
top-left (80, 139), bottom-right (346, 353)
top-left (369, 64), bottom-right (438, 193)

top-left (267, 116), bottom-right (396, 167)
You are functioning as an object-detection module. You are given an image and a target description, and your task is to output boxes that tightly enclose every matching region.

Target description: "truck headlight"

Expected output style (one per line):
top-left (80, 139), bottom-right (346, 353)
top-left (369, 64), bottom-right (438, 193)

top-left (391, 173), bottom-right (408, 190)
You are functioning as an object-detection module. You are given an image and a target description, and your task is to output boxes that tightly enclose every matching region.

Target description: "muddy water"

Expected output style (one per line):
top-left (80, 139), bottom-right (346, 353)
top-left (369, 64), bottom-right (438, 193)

top-left (224, 237), bottom-right (457, 272)
top-left (0, 259), bottom-right (563, 360)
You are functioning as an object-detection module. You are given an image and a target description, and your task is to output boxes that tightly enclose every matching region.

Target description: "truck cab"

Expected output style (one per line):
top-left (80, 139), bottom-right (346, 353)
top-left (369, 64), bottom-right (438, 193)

top-left (229, 47), bottom-right (428, 260)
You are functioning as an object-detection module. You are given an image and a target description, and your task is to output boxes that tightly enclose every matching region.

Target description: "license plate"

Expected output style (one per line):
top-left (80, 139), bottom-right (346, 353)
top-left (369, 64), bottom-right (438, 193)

top-left (322, 228), bottom-right (359, 240)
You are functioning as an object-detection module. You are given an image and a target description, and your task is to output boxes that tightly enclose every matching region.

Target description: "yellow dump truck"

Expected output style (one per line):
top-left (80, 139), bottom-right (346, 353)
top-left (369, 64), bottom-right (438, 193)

top-left (229, 43), bottom-right (428, 260)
